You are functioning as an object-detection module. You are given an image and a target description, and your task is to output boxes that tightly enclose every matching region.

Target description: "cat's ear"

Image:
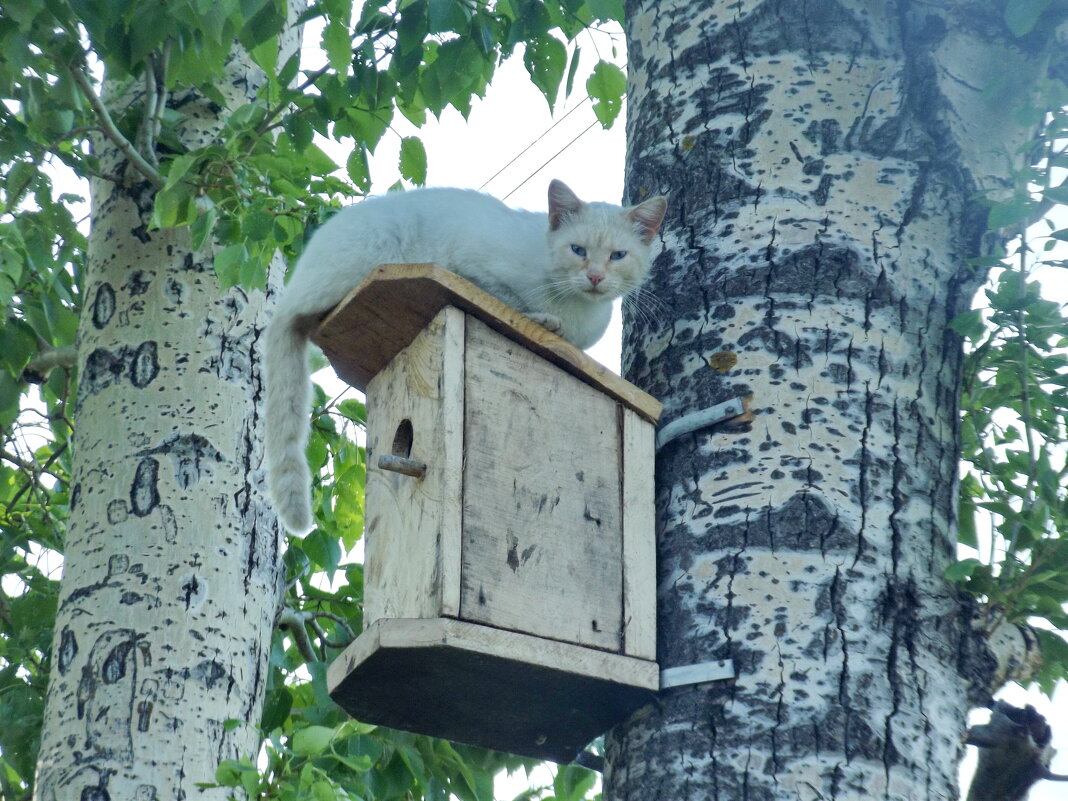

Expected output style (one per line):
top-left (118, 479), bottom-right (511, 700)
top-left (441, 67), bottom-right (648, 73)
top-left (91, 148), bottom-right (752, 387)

top-left (628, 195), bottom-right (668, 244)
top-left (548, 180), bottom-right (584, 230)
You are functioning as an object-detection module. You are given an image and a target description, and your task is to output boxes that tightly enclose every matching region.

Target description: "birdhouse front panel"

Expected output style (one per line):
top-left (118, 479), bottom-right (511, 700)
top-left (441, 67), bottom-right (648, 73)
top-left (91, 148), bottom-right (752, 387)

top-left (460, 316), bottom-right (624, 652)
top-left (362, 305), bottom-right (463, 626)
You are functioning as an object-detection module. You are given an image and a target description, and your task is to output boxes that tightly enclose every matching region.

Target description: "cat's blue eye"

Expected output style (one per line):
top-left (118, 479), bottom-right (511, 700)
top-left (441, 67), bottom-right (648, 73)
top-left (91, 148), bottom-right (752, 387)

top-left (570, 244), bottom-right (587, 258)
top-left (610, 250), bottom-right (628, 260)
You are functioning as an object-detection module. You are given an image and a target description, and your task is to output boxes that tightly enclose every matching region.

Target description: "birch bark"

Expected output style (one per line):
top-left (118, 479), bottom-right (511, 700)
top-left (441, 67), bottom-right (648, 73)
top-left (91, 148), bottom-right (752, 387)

top-left (608, 2), bottom-right (1048, 798)
top-left (33, 27), bottom-right (301, 801)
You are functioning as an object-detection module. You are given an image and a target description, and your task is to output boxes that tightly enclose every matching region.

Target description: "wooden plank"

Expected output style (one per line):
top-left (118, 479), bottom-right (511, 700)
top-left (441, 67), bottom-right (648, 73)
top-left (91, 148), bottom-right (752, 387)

top-left (621, 408), bottom-right (657, 661)
top-left (312, 263), bottom-right (662, 424)
top-left (327, 617), bottom-right (658, 763)
top-left (363, 308), bottom-right (461, 624)
top-left (460, 317), bottom-right (623, 652)
top-left (439, 307), bottom-right (464, 618)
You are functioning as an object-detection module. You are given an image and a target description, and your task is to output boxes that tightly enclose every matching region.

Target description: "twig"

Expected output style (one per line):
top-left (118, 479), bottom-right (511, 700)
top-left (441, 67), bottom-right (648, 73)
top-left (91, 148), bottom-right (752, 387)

top-left (6, 441), bottom-right (69, 511)
top-left (23, 344), bottom-right (78, 383)
top-left (278, 608), bottom-right (319, 663)
top-left (67, 64), bottom-right (164, 189)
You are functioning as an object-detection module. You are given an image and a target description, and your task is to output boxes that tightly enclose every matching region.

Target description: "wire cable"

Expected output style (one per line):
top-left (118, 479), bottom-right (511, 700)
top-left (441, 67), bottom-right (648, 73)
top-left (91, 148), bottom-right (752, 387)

top-left (477, 96), bottom-right (592, 191)
top-left (501, 116), bottom-right (602, 201)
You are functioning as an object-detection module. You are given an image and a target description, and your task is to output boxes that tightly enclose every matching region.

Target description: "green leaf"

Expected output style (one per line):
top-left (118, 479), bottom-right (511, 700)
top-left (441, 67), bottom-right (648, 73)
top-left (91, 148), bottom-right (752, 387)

top-left (587, 0), bottom-right (624, 21)
top-left (322, 19), bottom-right (352, 73)
top-left (337, 398), bottom-right (366, 423)
top-left (1041, 183), bottom-right (1068, 205)
top-left (948, 308), bottom-right (986, 341)
top-left (987, 194), bottom-right (1036, 230)
top-left (346, 147), bottom-right (371, 193)
top-left (399, 136), bottom-right (427, 185)
top-left (292, 724), bottom-right (336, 756)
top-left (945, 558), bottom-right (983, 581)
top-left (524, 35), bottom-right (567, 110)
top-left (0, 371), bottom-right (20, 430)
top-left (213, 242), bottom-right (248, 289)
top-left (1004, 0), bottom-right (1052, 36)
top-left (565, 45), bottom-right (581, 98)
top-left (586, 59), bottom-right (626, 127)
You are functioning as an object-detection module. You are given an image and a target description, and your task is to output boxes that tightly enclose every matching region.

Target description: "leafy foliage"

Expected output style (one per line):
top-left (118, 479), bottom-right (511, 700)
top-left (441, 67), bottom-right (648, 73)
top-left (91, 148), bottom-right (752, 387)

top-left (0, 0), bottom-right (626, 797)
top-left (951, 92), bottom-right (1068, 693)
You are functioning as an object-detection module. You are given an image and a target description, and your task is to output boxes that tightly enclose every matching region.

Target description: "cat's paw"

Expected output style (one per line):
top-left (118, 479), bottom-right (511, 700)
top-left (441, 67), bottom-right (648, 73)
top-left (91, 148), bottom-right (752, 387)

top-left (526, 312), bottom-right (564, 334)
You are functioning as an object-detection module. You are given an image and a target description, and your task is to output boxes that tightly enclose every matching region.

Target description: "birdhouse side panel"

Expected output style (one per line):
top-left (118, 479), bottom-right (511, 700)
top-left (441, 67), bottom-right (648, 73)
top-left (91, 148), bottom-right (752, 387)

top-left (621, 407), bottom-right (657, 660)
top-left (364, 307), bottom-right (465, 625)
top-left (459, 317), bottom-right (624, 652)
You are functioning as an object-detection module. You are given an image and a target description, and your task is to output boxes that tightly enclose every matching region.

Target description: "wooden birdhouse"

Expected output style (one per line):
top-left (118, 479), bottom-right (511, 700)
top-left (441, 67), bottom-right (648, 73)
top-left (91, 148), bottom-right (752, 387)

top-left (317, 264), bottom-right (662, 763)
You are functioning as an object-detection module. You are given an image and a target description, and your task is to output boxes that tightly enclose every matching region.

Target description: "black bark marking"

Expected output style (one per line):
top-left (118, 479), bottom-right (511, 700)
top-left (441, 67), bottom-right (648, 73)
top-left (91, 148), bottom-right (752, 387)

top-left (83, 348), bottom-right (127, 395)
top-left (58, 626), bottom-right (78, 674)
top-left (129, 341), bottom-right (159, 388)
top-left (139, 432), bottom-right (223, 489)
top-left (507, 541), bottom-right (520, 572)
top-left (180, 572), bottom-right (205, 608)
top-left (106, 500), bottom-right (128, 525)
top-left (102, 640), bottom-right (135, 684)
top-left (91, 283), bottom-right (116, 329)
top-left (130, 458), bottom-right (160, 517)
top-left (160, 504), bottom-right (178, 544)
top-left (79, 770), bottom-right (113, 801)
top-left (78, 629), bottom-right (144, 761)
top-left (163, 276), bottom-right (186, 305)
top-left (136, 701), bottom-right (153, 733)
top-left (123, 270), bottom-right (151, 296)
top-left (190, 659), bottom-right (228, 689)
top-left (81, 342), bottom-right (161, 398)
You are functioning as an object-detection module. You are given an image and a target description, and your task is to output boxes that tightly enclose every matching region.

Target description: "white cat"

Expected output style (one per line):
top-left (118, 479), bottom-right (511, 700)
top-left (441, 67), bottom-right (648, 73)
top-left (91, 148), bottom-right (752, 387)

top-left (264, 179), bottom-right (667, 533)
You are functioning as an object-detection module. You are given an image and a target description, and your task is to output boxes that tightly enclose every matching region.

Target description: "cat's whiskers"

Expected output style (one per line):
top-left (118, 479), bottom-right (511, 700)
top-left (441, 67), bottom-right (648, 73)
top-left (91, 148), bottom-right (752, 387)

top-left (621, 284), bottom-right (666, 330)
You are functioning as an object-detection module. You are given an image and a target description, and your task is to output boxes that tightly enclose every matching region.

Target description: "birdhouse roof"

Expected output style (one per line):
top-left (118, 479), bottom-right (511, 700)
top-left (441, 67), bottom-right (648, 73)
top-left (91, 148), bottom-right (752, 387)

top-left (312, 263), bottom-right (662, 423)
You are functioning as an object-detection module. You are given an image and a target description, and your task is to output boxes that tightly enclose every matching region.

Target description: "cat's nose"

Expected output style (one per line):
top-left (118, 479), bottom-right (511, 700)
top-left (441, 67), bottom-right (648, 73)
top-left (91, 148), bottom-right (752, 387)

top-left (587, 272), bottom-right (604, 287)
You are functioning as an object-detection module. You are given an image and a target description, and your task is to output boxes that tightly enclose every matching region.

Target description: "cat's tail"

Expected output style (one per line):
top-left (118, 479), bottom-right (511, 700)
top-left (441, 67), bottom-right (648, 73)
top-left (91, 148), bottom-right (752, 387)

top-left (264, 306), bottom-right (315, 534)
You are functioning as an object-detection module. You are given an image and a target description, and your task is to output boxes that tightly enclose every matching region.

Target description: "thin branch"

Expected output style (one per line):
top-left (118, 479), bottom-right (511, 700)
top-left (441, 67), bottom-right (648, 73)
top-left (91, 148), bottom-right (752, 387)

top-left (67, 64), bottom-right (164, 189)
top-left (6, 441), bottom-right (69, 511)
top-left (277, 608), bottom-right (319, 663)
top-left (307, 609), bottom-right (356, 640)
top-left (23, 344), bottom-right (78, 383)
top-left (307, 615), bottom-right (354, 650)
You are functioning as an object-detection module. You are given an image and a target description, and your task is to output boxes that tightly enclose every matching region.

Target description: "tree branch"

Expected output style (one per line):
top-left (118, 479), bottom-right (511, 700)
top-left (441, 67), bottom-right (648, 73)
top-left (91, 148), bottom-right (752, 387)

top-left (23, 344), bottom-right (78, 383)
top-left (67, 65), bottom-right (164, 189)
top-left (277, 608), bottom-right (319, 663)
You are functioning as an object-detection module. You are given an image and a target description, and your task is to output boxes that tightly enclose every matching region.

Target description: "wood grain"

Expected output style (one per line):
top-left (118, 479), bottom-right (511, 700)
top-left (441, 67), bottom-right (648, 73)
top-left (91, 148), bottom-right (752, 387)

top-left (459, 317), bottom-right (624, 652)
top-left (621, 407), bottom-right (657, 660)
top-left (363, 307), bottom-right (464, 624)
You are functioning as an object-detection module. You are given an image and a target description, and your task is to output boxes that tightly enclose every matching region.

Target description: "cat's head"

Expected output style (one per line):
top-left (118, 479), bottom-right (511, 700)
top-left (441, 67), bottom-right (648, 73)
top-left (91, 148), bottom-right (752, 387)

top-left (545, 179), bottom-right (667, 302)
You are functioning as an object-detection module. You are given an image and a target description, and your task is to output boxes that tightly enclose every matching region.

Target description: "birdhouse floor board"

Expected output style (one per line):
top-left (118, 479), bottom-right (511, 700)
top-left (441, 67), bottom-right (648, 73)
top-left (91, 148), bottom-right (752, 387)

top-left (327, 618), bottom-right (658, 763)
top-left (313, 263), bottom-right (662, 423)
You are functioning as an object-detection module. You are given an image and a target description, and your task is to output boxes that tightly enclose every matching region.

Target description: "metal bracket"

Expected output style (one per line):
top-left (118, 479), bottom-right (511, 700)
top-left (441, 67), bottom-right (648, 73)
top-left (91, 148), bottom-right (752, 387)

top-left (655, 397), bottom-right (752, 451)
top-left (659, 659), bottom-right (736, 690)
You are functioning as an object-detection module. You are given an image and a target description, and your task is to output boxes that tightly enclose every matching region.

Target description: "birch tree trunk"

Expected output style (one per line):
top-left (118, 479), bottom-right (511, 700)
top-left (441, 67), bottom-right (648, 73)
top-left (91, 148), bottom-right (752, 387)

top-left (608, 2), bottom-right (1048, 798)
top-left (34, 28), bottom-right (300, 801)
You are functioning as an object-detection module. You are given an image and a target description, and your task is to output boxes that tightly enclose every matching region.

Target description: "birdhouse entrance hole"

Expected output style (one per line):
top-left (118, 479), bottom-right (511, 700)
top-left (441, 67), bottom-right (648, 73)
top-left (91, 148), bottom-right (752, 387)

top-left (391, 419), bottom-right (413, 458)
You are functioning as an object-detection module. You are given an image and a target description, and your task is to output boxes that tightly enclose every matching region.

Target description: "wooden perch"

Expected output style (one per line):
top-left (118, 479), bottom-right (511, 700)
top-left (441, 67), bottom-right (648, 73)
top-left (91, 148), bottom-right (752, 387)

top-left (965, 701), bottom-right (1068, 801)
